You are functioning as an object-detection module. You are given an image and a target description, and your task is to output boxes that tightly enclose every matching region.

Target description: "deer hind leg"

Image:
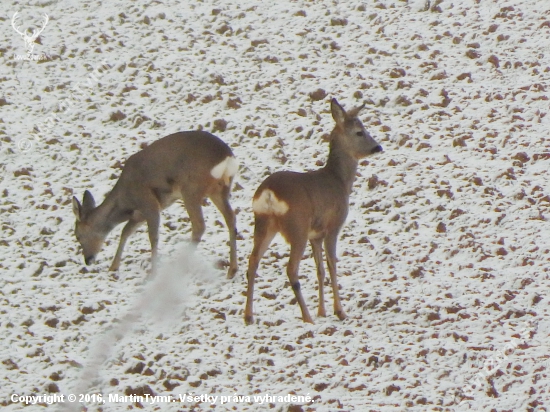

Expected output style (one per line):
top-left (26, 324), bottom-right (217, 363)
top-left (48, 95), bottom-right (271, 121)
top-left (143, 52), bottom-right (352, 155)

top-left (285, 232), bottom-right (313, 324)
top-left (209, 183), bottom-right (238, 279)
top-left (244, 215), bottom-right (277, 325)
top-left (324, 231), bottom-right (347, 320)
top-left (310, 238), bottom-right (327, 318)
top-left (110, 217), bottom-right (144, 272)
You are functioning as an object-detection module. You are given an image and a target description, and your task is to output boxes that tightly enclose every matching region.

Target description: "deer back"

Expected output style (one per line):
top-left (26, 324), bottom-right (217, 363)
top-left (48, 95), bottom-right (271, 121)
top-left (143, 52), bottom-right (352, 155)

top-left (114, 131), bottom-right (236, 209)
top-left (253, 168), bottom-right (350, 240)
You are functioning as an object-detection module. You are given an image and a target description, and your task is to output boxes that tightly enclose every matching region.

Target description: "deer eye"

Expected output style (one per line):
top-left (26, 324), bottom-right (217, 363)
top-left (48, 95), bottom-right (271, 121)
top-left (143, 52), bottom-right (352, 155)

top-left (356, 131), bottom-right (364, 137)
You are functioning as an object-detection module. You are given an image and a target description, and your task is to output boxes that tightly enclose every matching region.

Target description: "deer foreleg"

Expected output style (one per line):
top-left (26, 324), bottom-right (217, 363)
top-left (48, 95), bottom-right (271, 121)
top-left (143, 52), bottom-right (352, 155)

top-left (141, 199), bottom-right (161, 276)
top-left (109, 218), bottom-right (143, 271)
top-left (184, 192), bottom-right (206, 244)
top-left (310, 238), bottom-right (327, 317)
top-left (325, 233), bottom-right (346, 321)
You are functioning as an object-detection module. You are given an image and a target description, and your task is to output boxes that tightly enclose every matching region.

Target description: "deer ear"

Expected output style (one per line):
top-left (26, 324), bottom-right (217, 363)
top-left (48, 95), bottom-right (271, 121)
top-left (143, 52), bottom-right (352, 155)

top-left (346, 103), bottom-right (366, 119)
top-left (72, 197), bottom-right (82, 222)
top-left (82, 190), bottom-right (96, 213)
top-left (331, 98), bottom-right (346, 125)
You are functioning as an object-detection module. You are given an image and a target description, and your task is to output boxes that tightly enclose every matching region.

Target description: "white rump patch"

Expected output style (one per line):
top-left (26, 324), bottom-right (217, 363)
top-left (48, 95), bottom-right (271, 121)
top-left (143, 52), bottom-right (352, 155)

top-left (210, 156), bottom-right (239, 184)
top-left (253, 189), bottom-right (289, 216)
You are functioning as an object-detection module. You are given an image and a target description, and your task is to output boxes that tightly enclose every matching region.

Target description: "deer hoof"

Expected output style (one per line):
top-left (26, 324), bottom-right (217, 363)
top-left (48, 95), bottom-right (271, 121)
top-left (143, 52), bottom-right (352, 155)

top-left (335, 310), bottom-right (347, 321)
top-left (302, 315), bottom-right (315, 324)
top-left (227, 266), bottom-right (238, 279)
top-left (244, 315), bottom-right (254, 325)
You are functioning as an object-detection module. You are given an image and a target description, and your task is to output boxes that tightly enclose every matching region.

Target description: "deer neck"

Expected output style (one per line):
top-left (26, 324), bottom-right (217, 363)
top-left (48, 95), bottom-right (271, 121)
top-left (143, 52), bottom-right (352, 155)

top-left (89, 191), bottom-right (129, 234)
top-left (324, 133), bottom-right (358, 195)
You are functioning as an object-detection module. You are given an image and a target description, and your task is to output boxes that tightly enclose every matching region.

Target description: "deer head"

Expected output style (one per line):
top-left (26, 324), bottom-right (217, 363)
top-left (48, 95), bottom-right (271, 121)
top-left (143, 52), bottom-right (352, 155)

top-left (72, 190), bottom-right (108, 265)
top-left (330, 99), bottom-right (383, 159)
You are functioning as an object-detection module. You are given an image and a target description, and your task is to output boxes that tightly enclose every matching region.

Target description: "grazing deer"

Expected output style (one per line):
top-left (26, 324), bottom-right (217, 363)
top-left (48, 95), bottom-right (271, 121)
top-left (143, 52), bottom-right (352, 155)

top-left (72, 131), bottom-right (238, 278)
top-left (244, 99), bottom-right (383, 324)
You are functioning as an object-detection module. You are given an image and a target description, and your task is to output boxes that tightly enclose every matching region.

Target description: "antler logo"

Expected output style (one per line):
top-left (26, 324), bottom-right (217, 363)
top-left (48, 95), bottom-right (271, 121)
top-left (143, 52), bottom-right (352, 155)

top-left (11, 12), bottom-right (49, 60)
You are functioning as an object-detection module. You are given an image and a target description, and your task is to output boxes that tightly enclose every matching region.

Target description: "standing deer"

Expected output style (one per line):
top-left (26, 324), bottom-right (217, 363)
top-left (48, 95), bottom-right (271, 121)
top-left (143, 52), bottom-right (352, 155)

top-left (72, 131), bottom-right (238, 278)
top-left (244, 99), bottom-right (383, 324)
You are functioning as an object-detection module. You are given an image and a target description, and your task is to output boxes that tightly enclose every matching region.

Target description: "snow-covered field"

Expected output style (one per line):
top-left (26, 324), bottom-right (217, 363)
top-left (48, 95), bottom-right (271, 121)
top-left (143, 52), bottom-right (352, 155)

top-left (1, 0), bottom-right (550, 410)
